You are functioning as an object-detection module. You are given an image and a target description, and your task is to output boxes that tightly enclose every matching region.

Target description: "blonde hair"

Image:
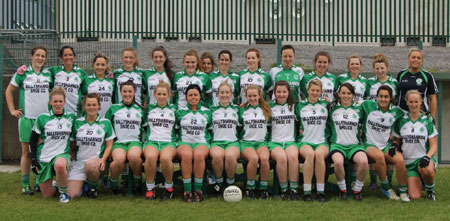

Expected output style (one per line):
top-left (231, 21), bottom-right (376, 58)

top-left (50, 87), bottom-right (66, 100)
top-left (408, 48), bottom-right (423, 58)
top-left (307, 79), bottom-right (323, 91)
top-left (218, 80), bottom-right (233, 94)
top-left (373, 53), bottom-right (389, 68)
top-left (406, 89), bottom-right (422, 102)
top-left (122, 47), bottom-right (140, 67)
top-left (154, 80), bottom-right (171, 96)
top-left (243, 85), bottom-right (271, 120)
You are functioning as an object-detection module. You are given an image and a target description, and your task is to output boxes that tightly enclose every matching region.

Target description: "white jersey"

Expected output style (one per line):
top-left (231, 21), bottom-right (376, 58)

top-left (50, 65), bottom-right (86, 114)
top-left (211, 104), bottom-right (240, 142)
top-left (82, 75), bottom-right (114, 117)
top-left (176, 104), bottom-right (212, 143)
top-left (296, 99), bottom-right (329, 144)
top-left (143, 68), bottom-right (171, 105)
top-left (105, 102), bottom-right (145, 143)
top-left (146, 104), bottom-right (177, 142)
top-left (113, 67), bottom-right (144, 105)
top-left (239, 105), bottom-right (269, 142)
top-left (270, 102), bottom-right (296, 142)
top-left (329, 102), bottom-right (363, 145)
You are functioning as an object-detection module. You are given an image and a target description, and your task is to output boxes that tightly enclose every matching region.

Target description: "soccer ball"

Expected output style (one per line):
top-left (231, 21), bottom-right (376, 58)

top-left (223, 185), bottom-right (242, 203)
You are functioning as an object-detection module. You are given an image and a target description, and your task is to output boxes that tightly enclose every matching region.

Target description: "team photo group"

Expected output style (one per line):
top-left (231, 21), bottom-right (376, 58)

top-left (5, 43), bottom-right (439, 203)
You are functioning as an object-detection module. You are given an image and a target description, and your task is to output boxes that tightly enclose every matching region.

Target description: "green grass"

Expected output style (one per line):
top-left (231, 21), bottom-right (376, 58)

top-left (1, 169), bottom-right (450, 221)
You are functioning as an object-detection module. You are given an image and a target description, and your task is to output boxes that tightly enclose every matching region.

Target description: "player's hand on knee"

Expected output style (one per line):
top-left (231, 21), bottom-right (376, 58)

top-left (419, 156), bottom-right (430, 168)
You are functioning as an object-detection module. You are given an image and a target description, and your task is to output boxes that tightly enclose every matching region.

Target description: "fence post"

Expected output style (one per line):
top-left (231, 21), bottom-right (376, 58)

top-left (276, 39), bottom-right (282, 66)
top-left (132, 35), bottom-right (138, 49)
top-left (0, 45), bottom-right (4, 164)
top-left (418, 40), bottom-right (423, 50)
top-left (438, 81), bottom-right (442, 164)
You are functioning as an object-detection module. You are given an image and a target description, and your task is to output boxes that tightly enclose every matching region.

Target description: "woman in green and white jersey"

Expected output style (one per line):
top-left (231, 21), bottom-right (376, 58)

top-left (142, 46), bottom-right (173, 106)
top-left (209, 50), bottom-right (240, 106)
top-left (105, 80), bottom-right (146, 196)
top-left (173, 49), bottom-right (212, 108)
top-left (268, 81), bottom-right (299, 200)
top-left (49, 46), bottom-right (87, 115)
top-left (336, 55), bottom-right (367, 103)
top-left (329, 83), bottom-right (368, 201)
top-left (300, 51), bottom-right (337, 102)
top-left (209, 81), bottom-right (241, 192)
top-left (176, 84), bottom-right (212, 202)
top-left (29, 88), bottom-right (76, 202)
top-left (239, 85), bottom-right (271, 199)
top-left (269, 45), bottom-right (304, 102)
top-left (393, 90), bottom-right (438, 201)
top-left (361, 85), bottom-right (409, 201)
top-left (239, 48), bottom-right (272, 104)
top-left (296, 79), bottom-right (330, 202)
top-left (5, 46), bottom-right (53, 195)
top-left (82, 54), bottom-right (115, 117)
top-left (67, 93), bottom-right (115, 199)
top-left (113, 47), bottom-right (144, 105)
top-left (143, 81), bottom-right (177, 200)
top-left (365, 54), bottom-right (399, 101)
top-left (200, 51), bottom-right (215, 74)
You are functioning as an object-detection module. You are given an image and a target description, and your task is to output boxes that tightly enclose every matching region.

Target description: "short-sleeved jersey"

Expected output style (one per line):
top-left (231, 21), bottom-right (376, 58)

top-left (105, 102), bottom-right (145, 143)
top-left (145, 103), bottom-right (177, 142)
top-left (209, 70), bottom-right (240, 106)
top-left (142, 67), bottom-right (171, 105)
top-left (300, 71), bottom-right (338, 102)
top-left (296, 99), bottom-right (329, 144)
top-left (113, 67), bottom-right (144, 105)
top-left (10, 65), bottom-right (53, 119)
top-left (211, 104), bottom-right (240, 142)
top-left (361, 100), bottom-right (404, 149)
top-left (172, 70), bottom-right (212, 108)
top-left (33, 110), bottom-right (76, 163)
top-left (329, 102), bottom-right (363, 145)
top-left (175, 104), bottom-right (212, 143)
top-left (82, 75), bottom-right (115, 117)
top-left (337, 72), bottom-right (367, 103)
top-left (239, 68), bottom-right (272, 103)
top-left (270, 102), bottom-right (296, 142)
top-left (393, 113), bottom-right (438, 165)
top-left (239, 105), bottom-right (269, 142)
top-left (365, 74), bottom-right (399, 101)
top-left (396, 69), bottom-right (439, 112)
top-left (49, 65), bottom-right (87, 114)
top-left (72, 115), bottom-right (115, 162)
top-left (269, 65), bottom-right (304, 102)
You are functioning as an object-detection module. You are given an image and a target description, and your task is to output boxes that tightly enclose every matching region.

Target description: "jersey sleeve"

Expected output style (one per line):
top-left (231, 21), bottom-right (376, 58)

top-left (426, 117), bottom-right (438, 138)
top-left (426, 72), bottom-right (439, 95)
top-left (33, 115), bottom-right (44, 134)
top-left (204, 74), bottom-right (212, 94)
top-left (264, 72), bottom-right (272, 92)
top-left (9, 73), bottom-right (23, 87)
top-left (392, 120), bottom-right (401, 138)
top-left (104, 106), bottom-right (114, 122)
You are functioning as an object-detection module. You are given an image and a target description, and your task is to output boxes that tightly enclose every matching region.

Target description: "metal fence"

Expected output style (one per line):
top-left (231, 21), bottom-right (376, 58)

top-left (1, 0), bottom-right (449, 45)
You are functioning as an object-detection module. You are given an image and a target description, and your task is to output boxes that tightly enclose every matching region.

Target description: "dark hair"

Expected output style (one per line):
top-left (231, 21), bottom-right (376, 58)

top-left (151, 46), bottom-right (173, 83)
top-left (377, 85), bottom-right (395, 104)
top-left (314, 51), bottom-right (332, 64)
top-left (120, 79), bottom-right (136, 92)
top-left (218, 50), bottom-right (233, 61)
top-left (333, 83), bottom-right (355, 104)
top-left (200, 52), bottom-right (216, 72)
top-left (92, 53), bottom-right (111, 74)
top-left (31, 45), bottom-right (47, 55)
top-left (185, 84), bottom-right (202, 99)
top-left (83, 93), bottom-right (101, 108)
top-left (59, 46), bottom-right (75, 58)
top-left (281, 45), bottom-right (295, 55)
top-left (274, 80), bottom-right (295, 111)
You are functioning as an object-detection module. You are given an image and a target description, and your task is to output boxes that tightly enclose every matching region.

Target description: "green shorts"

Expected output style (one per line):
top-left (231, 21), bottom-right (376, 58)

top-left (36, 153), bottom-right (69, 185)
top-left (298, 142), bottom-right (329, 151)
top-left (112, 141), bottom-right (143, 152)
top-left (240, 141), bottom-right (268, 152)
top-left (211, 141), bottom-right (240, 150)
top-left (18, 117), bottom-right (35, 142)
top-left (268, 142), bottom-right (297, 151)
top-left (330, 143), bottom-right (365, 161)
top-left (177, 142), bottom-right (210, 149)
top-left (363, 143), bottom-right (390, 154)
top-left (406, 157), bottom-right (437, 178)
top-left (144, 141), bottom-right (176, 151)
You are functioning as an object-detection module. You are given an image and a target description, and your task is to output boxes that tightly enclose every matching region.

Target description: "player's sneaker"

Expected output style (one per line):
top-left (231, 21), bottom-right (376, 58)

top-left (183, 192), bottom-right (193, 203)
top-left (302, 194), bottom-right (313, 202)
top-left (34, 185), bottom-right (41, 192)
top-left (400, 193), bottom-right (411, 202)
top-left (194, 191), bottom-right (204, 202)
top-left (59, 192), bottom-right (70, 203)
top-left (260, 190), bottom-right (269, 200)
top-left (102, 179), bottom-right (110, 189)
top-left (132, 183), bottom-right (142, 196)
top-left (145, 190), bottom-right (156, 200)
top-left (339, 190), bottom-right (348, 200)
top-left (289, 190), bottom-right (299, 201)
top-left (87, 188), bottom-right (98, 198)
top-left (280, 190), bottom-right (290, 200)
top-left (381, 188), bottom-right (400, 200)
top-left (369, 182), bottom-right (378, 190)
top-left (427, 191), bottom-right (436, 201)
top-left (245, 188), bottom-right (256, 200)
top-left (317, 193), bottom-right (328, 202)
top-left (22, 185), bottom-right (34, 195)
top-left (353, 191), bottom-right (363, 201)
top-left (160, 188), bottom-right (174, 201)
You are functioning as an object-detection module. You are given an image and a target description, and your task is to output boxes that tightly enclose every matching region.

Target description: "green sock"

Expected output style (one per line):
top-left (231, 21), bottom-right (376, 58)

top-left (260, 181), bottom-right (268, 190)
top-left (110, 179), bottom-right (119, 188)
top-left (399, 184), bottom-right (408, 194)
top-left (425, 183), bottom-right (435, 192)
top-left (215, 176), bottom-right (224, 185)
top-left (87, 180), bottom-right (98, 189)
top-left (387, 169), bottom-right (394, 184)
top-left (102, 175), bottom-right (109, 183)
top-left (369, 170), bottom-right (377, 183)
top-left (133, 175), bottom-right (141, 185)
top-left (280, 182), bottom-right (288, 192)
top-left (351, 170), bottom-right (357, 183)
top-left (59, 186), bottom-right (68, 194)
top-left (183, 178), bottom-right (192, 192)
top-left (22, 174), bottom-right (30, 187)
top-left (226, 177), bottom-right (235, 185)
top-left (380, 179), bottom-right (390, 191)
top-left (247, 180), bottom-right (255, 189)
top-left (194, 178), bottom-right (203, 191)
top-left (290, 181), bottom-right (299, 191)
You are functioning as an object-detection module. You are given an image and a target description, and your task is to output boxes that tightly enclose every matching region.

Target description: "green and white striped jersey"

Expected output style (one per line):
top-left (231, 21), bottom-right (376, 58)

top-left (145, 103), bottom-right (177, 142)
top-left (142, 67), bottom-right (171, 105)
top-left (239, 104), bottom-right (269, 142)
top-left (296, 99), bottom-right (329, 144)
top-left (209, 70), bottom-right (240, 106)
top-left (113, 67), bottom-right (144, 105)
top-left (210, 104), bottom-right (240, 142)
top-left (393, 113), bottom-right (438, 165)
top-left (172, 70), bottom-right (212, 108)
top-left (105, 102), bottom-right (145, 143)
top-left (72, 115), bottom-right (115, 161)
top-left (365, 74), bottom-right (399, 101)
top-left (269, 64), bottom-right (304, 102)
top-left (361, 100), bottom-right (404, 149)
top-left (337, 72), bottom-right (367, 103)
top-left (269, 102), bottom-right (296, 142)
top-left (175, 104), bottom-right (212, 143)
top-left (239, 68), bottom-right (272, 103)
top-left (82, 75), bottom-right (115, 117)
top-left (49, 65), bottom-right (87, 114)
top-left (10, 65), bottom-right (53, 119)
top-left (329, 102), bottom-right (363, 145)
top-left (33, 110), bottom-right (76, 163)
top-left (300, 71), bottom-right (338, 102)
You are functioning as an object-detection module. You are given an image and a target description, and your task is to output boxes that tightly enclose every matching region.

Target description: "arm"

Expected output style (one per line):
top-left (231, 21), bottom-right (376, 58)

top-left (427, 136), bottom-right (437, 158)
top-left (5, 84), bottom-right (23, 118)
top-left (29, 131), bottom-right (41, 174)
top-left (428, 94), bottom-right (437, 120)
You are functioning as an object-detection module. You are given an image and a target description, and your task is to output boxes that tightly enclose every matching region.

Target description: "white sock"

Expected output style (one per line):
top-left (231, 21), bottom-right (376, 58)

top-left (353, 180), bottom-right (364, 192)
top-left (317, 183), bottom-right (325, 192)
top-left (146, 181), bottom-right (155, 191)
top-left (337, 180), bottom-right (347, 191)
top-left (303, 184), bottom-right (312, 192)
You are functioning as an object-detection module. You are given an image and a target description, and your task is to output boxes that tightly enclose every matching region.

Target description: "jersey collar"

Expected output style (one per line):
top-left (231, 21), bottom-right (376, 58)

top-left (120, 66), bottom-right (139, 73)
top-left (337, 101), bottom-right (355, 109)
top-left (245, 68), bottom-right (262, 74)
top-left (216, 70), bottom-right (233, 76)
top-left (187, 102), bottom-right (202, 112)
top-left (218, 102), bottom-right (232, 109)
top-left (345, 72), bottom-right (362, 80)
top-left (49, 109), bottom-right (68, 117)
top-left (183, 69), bottom-right (200, 76)
top-left (83, 113), bottom-right (101, 124)
top-left (375, 74), bottom-right (393, 83)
